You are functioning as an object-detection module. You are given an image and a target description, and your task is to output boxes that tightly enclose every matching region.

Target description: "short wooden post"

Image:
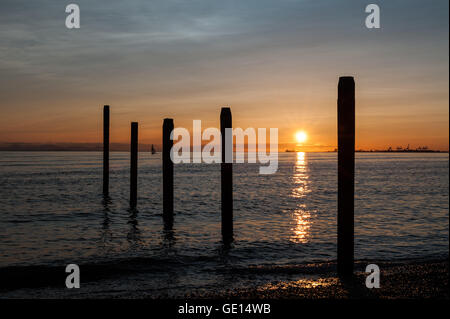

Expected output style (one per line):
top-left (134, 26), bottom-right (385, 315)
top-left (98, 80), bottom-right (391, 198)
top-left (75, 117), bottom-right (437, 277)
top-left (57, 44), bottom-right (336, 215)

top-left (130, 122), bottom-right (138, 208)
top-left (103, 105), bottom-right (110, 196)
top-left (220, 107), bottom-right (233, 242)
top-left (337, 76), bottom-right (355, 277)
top-left (163, 119), bottom-right (174, 223)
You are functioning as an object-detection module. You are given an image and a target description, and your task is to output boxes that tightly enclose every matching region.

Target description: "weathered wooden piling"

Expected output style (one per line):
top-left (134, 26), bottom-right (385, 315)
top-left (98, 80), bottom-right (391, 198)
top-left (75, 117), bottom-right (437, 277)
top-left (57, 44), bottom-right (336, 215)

top-left (337, 76), bottom-right (355, 277)
top-left (130, 122), bottom-right (138, 208)
top-left (103, 105), bottom-right (110, 196)
top-left (220, 107), bottom-right (233, 242)
top-left (163, 118), bottom-right (174, 222)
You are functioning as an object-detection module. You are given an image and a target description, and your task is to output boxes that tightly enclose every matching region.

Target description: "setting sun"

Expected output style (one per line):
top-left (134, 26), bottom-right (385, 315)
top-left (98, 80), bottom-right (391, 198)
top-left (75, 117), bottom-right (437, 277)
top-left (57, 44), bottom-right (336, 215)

top-left (295, 131), bottom-right (307, 144)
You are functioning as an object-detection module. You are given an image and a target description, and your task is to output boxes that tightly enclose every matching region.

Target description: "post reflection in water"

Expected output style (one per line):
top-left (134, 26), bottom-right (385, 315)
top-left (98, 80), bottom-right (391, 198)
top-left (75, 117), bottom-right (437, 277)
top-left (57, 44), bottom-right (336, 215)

top-left (290, 152), bottom-right (312, 244)
top-left (100, 196), bottom-right (113, 251)
top-left (127, 208), bottom-right (141, 249)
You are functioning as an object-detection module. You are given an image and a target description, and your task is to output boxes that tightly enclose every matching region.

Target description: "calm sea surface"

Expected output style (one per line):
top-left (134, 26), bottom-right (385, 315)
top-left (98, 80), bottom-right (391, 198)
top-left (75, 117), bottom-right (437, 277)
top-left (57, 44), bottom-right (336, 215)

top-left (0, 152), bottom-right (448, 296)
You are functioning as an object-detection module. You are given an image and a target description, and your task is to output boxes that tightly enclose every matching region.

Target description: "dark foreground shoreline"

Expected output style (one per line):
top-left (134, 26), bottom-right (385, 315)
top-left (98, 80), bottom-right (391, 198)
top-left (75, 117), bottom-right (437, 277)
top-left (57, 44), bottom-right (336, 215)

top-left (197, 259), bottom-right (449, 299)
top-left (1, 258), bottom-right (448, 299)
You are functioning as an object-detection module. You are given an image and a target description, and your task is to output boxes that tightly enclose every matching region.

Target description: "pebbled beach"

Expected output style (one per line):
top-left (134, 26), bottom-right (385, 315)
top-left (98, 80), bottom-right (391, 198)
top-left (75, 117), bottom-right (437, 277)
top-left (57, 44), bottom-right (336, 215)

top-left (1, 258), bottom-right (447, 299)
top-left (189, 259), bottom-right (449, 299)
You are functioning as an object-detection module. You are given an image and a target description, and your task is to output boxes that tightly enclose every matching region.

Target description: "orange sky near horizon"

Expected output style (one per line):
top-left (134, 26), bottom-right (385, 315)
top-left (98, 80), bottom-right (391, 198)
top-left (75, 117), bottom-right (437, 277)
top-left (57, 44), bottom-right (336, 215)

top-left (1, 74), bottom-right (448, 151)
top-left (0, 1), bottom-right (448, 151)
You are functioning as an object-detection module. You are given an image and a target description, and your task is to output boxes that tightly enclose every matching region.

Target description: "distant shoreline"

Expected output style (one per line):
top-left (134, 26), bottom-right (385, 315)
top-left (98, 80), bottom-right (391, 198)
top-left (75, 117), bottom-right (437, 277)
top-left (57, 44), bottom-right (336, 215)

top-left (355, 150), bottom-right (446, 153)
top-left (0, 149), bottom-right (448, 153)
top-left (0, 142), bottom-right (448, 153)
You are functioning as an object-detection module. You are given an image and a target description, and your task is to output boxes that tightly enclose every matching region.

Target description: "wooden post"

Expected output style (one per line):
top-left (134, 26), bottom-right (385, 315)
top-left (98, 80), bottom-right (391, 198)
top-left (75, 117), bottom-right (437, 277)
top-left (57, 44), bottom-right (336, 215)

top-left (103, 105), bottom-right (110, 196)
top-left (337, 76), bottom-right (355, 277)
top-left (130, 122), bottom-right (138, 208)
top-left (163, 118), bottom-right (174, 224)
top-left (220, 107), bottom-right (233, 242)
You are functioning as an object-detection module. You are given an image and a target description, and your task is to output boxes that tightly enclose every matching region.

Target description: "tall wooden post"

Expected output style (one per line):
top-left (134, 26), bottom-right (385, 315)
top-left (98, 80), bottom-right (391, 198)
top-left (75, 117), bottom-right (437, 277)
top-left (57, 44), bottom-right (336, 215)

top-left (163, 118), bottom-right (174, 224)
top-left (337, 76), bottom-right (355, 277)
top-left (220, 107), bottom-right (233, 242)
top-left (103, 105), bottom-right (110, 196)
top-left (130, 122), bottom-right (138, 208)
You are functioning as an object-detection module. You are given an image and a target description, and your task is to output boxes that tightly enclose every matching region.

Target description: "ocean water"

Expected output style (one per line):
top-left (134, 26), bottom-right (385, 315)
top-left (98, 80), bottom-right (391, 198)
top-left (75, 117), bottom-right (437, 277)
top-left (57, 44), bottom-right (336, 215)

top-left (0, 152), bottom-right (448, 297)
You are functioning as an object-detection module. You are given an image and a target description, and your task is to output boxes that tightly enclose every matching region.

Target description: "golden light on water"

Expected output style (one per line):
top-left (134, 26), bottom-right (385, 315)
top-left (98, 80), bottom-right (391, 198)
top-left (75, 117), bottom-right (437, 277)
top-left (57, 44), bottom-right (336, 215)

top-left (292, 207), bottom-right (311, 243)
top-left (292, 152), bottom-right (307, 196)
top-left (290, 152), bottom-right (312, 243)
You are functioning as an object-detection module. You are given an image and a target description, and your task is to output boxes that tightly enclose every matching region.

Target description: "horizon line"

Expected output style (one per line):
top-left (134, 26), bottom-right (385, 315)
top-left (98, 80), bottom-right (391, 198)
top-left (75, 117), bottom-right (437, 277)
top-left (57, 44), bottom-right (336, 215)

top-left (0, 142), bottom-right (448, 153)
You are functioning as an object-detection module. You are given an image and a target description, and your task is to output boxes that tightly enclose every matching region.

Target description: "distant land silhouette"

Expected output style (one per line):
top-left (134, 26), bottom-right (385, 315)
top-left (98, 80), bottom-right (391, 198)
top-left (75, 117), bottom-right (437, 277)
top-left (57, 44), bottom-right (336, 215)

top-left (0, 142), bottom-right (151, 152)
top-left (327, 145), bottom-right (447, 153)
top-left (0, 142), bottom-right (447, 152)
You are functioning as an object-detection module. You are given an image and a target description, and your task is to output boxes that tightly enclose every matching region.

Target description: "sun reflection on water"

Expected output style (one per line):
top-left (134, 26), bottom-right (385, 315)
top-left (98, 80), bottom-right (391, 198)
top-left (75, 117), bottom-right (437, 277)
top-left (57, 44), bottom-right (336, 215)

top-left (290, 152), bottom-right (312, 244)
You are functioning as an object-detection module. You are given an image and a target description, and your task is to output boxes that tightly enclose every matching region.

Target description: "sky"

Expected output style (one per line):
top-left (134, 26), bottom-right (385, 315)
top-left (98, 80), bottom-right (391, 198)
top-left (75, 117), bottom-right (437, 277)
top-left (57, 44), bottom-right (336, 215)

top-left (0, 0), bottom-right (448, 151)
